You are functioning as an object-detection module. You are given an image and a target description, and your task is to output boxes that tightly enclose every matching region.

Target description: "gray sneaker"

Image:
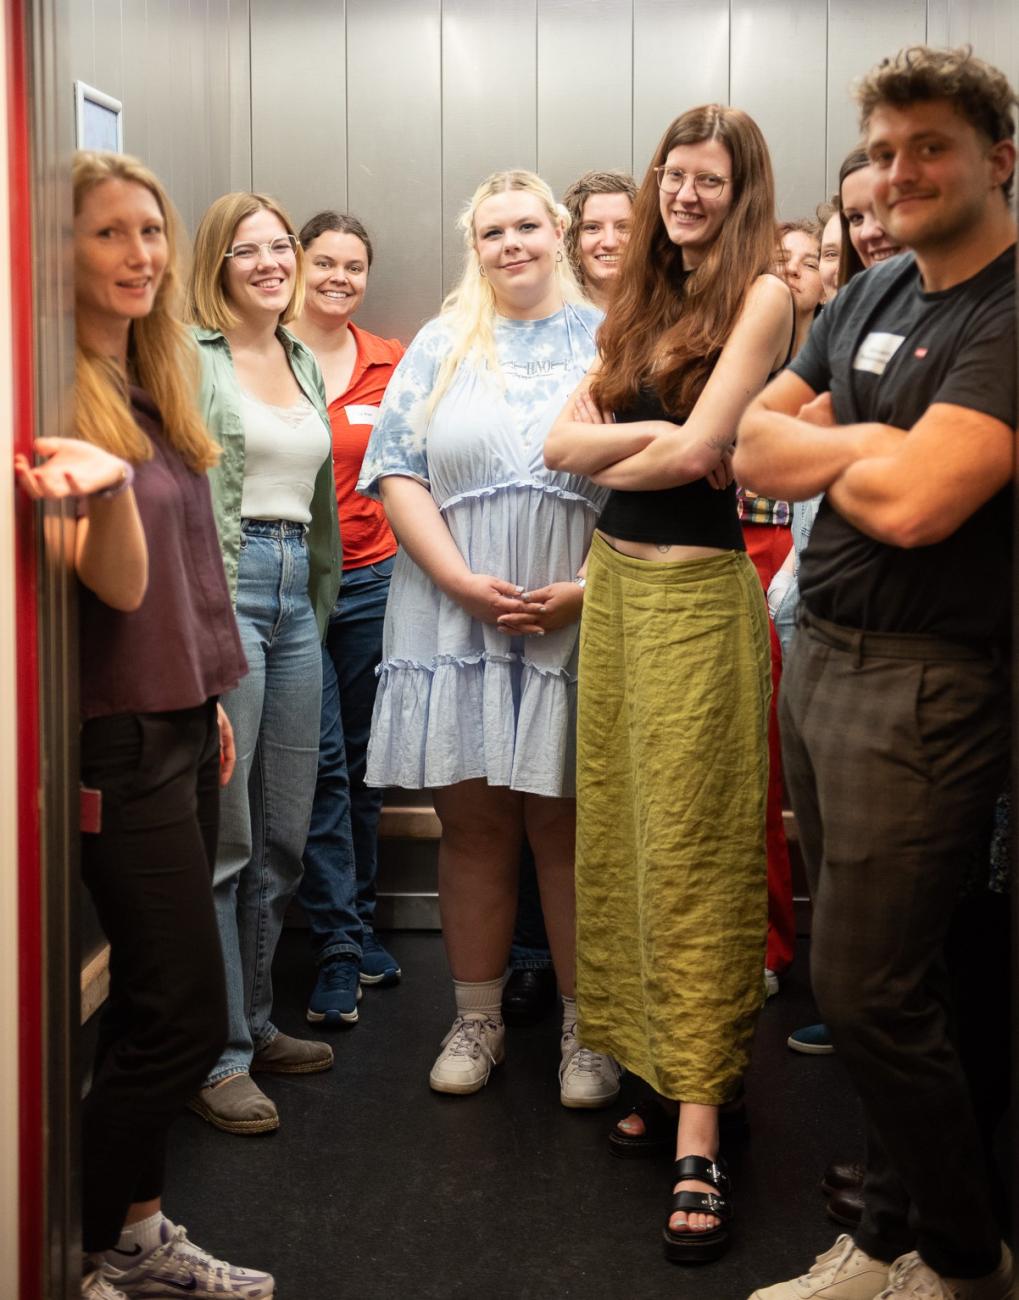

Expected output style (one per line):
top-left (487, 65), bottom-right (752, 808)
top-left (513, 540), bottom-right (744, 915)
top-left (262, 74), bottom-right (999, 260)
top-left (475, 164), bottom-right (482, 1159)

top-left (108, 1221), bottom-right (274, 1298)
top-left (747, 1234), bottom-right (890, 1298)
top-left (83, 1263), bottom-right (128, 1300)
top-left (874, 1244), bottom-right (1014, 1300)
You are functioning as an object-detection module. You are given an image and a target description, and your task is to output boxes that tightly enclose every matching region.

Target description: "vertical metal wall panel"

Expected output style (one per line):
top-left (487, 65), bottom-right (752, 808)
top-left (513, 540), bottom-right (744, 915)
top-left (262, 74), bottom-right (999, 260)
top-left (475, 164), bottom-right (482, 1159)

top-left (537, 0), bottom-right (632, 200)
top-left (89, 0), bottom-right (122, 101)
top-left (924, 0), bottom-right (950, 46)
top-left (441, 0), bottom-right (537, 299)
top-left (250, 0), bottom-right (346, 229)
top-left (633, 0), bottom-right (729, 176)
top-left (826, 0), bottom-right (927, 197)
top-left (68, 0), bottom-right (94, 87)
top-left (119, 0), bottom-right (150, 163)
top-left (730, 0), bottom-right (827, 219)
top-left (227, 0), bottom-right (253, 194)
top-left (203, 0), bottom-right (233, 217)
top-left (143, 0), bottom-right (176, 217)
top-left (347, 0), bottom-right (442, 341)
top-left (940, 0), bottom-right (1019, 96)
top-left (188, 1), bottom-right (212, 226)
top-left (168, 3), bottom-right (196, 230)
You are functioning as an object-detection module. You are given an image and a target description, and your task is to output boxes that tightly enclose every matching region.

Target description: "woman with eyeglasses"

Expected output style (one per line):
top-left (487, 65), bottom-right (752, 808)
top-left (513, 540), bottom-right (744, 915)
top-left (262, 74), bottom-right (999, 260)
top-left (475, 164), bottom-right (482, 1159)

top-left (358, 169), bottom-right (619, 1108)
top-left (545, 106), bottom-right (794, 1263)
top-left (185, 194), bottom-right (341, 1136)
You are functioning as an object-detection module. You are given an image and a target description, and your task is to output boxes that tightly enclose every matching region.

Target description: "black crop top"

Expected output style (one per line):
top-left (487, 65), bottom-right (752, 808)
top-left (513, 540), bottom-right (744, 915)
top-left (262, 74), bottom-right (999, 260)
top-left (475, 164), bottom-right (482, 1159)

top-left (597, 276), bottom-right (795, 548)
top-left (596, 384), bottom-right (745, 550)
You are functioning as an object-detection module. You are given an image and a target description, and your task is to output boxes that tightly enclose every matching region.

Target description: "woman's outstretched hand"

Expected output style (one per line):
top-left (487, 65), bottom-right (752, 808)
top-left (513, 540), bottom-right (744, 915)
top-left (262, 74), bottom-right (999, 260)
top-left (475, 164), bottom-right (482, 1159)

top-left (496, 581), bottom-right (584, 636)
top-left (453, 573), bottom-right (544, 626)
top-left (14, 437), bottom-right (130, 499)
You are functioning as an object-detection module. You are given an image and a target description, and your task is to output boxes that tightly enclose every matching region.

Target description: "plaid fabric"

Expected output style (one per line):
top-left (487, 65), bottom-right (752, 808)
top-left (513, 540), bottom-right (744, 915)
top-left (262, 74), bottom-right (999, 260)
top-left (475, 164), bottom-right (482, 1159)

top-left (780, 616), bottom-right (1008, 1275)
top-left (736, 486), bottom-right (791, 527)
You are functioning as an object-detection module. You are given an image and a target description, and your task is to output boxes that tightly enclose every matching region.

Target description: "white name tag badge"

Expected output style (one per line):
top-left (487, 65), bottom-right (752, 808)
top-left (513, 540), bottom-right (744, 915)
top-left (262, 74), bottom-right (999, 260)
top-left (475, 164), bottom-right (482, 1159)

top-left (345, 404), bottom-right (379, 426)
top-left (852, 332), bottom-right (906, 376)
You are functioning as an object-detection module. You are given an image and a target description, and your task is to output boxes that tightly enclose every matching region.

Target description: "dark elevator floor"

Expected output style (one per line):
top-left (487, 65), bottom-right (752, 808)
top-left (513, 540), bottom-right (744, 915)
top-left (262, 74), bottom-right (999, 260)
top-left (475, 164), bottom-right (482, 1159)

top-left (162, 930), bottom-right (861, 1299)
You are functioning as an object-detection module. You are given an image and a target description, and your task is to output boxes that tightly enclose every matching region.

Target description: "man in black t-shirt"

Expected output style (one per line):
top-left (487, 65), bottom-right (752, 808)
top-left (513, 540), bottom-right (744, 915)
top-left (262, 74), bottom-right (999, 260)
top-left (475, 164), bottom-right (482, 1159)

top-left (735, 46), bottom-right (1017, 1300)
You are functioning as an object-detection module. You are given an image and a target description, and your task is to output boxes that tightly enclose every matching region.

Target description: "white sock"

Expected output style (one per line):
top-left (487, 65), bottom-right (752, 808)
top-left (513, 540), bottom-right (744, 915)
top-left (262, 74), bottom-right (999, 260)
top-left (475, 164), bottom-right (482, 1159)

top-left (106, 1210), bottom-right (166, 1265)
top-left (561, 995), bottom-right (578, 1037)
top-left (452, 977), bottom-right (503, 1021)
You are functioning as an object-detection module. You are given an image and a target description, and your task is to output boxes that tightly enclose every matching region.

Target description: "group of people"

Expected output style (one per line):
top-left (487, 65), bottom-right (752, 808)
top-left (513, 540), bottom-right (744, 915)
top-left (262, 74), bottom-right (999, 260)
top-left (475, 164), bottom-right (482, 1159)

top-left (13, 38), bottom-right (1015, 1300)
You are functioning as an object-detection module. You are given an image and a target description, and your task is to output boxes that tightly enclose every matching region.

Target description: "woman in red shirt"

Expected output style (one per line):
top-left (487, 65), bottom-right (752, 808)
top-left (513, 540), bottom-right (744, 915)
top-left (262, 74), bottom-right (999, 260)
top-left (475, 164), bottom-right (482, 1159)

top-left (289, 212), bottom-right (406, 1024)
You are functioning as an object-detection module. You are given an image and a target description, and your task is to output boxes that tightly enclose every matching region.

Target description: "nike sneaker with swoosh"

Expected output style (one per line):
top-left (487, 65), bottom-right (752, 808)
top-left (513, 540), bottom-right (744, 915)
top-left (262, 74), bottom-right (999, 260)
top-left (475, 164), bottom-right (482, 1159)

top-left (107, 1222), bottom-right (274, 1298)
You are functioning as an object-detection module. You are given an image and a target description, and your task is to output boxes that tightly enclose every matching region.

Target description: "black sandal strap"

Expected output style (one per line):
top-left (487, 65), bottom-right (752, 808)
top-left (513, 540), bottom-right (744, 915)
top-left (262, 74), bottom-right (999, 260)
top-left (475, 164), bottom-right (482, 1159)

top-left (669, 1189), bottom-right (732, 1225)
top-left (672, 1155), bottom-right (731, 1197)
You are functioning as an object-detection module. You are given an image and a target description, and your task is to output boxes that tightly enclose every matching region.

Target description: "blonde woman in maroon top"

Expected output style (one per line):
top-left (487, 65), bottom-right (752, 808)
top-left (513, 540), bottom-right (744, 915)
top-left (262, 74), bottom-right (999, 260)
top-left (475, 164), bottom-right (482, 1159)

top-left (15, 151), bottom-right (272, 1300)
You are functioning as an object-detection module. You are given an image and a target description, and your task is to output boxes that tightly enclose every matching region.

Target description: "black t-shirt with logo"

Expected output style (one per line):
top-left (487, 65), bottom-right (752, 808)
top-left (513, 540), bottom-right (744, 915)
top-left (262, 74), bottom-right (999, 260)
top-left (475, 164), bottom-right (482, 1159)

top-left (789, 245), bottom-right (1016, 641)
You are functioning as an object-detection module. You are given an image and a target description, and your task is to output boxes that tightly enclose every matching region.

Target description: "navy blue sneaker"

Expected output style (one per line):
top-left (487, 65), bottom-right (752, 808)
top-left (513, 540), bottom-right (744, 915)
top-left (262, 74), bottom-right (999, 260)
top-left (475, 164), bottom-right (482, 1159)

top-left (307, 956), bottom-right (362, 1026)
top-left (787, 1022), bottom-right (834, 1055)
top-left (359, 932), bottom-right (401, 987)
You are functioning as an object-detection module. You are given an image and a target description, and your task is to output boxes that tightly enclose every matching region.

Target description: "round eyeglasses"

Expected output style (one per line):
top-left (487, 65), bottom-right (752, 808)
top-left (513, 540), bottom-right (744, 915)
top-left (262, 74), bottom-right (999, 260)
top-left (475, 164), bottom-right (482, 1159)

top-left (223, 234), bottom-right (300, 265)
top-left (654, 166), bottom-right (731, 199)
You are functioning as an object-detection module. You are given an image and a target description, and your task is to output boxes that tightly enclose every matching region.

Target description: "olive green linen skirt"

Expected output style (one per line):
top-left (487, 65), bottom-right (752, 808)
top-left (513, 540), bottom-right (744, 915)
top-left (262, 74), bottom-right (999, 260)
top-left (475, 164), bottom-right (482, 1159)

top-left (575, 532), bottom-right (771, 1104)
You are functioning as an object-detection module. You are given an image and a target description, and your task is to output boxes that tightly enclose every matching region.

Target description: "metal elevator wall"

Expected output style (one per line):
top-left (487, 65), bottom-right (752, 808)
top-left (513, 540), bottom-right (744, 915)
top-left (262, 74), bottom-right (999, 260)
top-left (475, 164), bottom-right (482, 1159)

top-left (68, 1), bottom-right (1019, 345)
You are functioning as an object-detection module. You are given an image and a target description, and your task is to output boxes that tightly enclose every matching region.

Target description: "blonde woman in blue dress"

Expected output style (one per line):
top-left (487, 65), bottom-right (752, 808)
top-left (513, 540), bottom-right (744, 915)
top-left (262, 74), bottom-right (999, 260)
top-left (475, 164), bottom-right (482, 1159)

top-left (358, 170), bottom-right (617, 1105)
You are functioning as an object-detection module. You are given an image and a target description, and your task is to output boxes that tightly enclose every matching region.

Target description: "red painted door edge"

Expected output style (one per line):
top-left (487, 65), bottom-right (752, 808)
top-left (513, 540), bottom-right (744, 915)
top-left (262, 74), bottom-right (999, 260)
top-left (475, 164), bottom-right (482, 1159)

top-left (7, 0), bottom-right (43, 1293)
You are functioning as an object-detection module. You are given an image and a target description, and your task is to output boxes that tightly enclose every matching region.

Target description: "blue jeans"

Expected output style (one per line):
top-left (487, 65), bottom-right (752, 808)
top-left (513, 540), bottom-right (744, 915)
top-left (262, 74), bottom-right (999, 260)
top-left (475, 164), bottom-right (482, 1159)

top-left (207, 521), bottom-right (324, 1083)
top-left (510, 838), bottom-right (553, 971)
top-left (299, 554), bottom-right (393, 964)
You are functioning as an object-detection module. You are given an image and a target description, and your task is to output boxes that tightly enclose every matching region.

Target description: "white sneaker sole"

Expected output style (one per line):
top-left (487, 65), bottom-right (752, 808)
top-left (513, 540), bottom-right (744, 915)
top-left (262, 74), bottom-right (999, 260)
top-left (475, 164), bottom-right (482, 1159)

top-left (306, 1006), bottom-right (358, 1024)
top-left (429, 1048), bottom-right (505, 1096)
top-left (560, 1085), bottom-right (621, 1110)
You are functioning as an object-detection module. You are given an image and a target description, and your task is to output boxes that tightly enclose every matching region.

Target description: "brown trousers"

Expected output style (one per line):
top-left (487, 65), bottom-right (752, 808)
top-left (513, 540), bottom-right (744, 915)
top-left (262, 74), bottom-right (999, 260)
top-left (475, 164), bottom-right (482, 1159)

top-left (780, 611), bottom-right (1008, 1279)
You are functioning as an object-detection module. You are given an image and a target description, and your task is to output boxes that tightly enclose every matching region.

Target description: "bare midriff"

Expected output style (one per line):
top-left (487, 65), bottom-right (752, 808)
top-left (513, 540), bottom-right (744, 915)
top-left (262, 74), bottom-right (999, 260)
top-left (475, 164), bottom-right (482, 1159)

top-left (598, 529), bottom-right (730, 564)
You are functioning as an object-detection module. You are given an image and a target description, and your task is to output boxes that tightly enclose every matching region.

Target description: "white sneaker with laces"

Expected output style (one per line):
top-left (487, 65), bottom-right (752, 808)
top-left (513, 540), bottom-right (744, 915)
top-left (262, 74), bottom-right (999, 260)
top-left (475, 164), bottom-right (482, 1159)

top-left (109, 1221), bottom-right (274, 1298)
top-left (83, 1264), bottom-right (128, 1300)
top-left (747, 1232), bottom-right (890, 1299)
top-left (874, 1244), bottom-right (1014, 1300)
top-left (428, 1013), bottom-right (505, 1094)
top-left (559, 1025), bottom-right (622, 1109)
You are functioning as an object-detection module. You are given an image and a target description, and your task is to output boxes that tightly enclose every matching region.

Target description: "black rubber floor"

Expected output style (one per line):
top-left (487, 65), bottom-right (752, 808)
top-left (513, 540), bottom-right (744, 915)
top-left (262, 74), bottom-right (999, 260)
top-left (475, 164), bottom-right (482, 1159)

top-left (162, 930), bottom-right (862, 1299)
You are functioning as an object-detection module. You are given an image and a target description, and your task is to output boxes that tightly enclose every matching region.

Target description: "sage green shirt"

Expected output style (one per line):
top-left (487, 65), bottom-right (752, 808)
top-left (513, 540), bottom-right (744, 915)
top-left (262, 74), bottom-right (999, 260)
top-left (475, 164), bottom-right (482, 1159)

top-left (194, 325), bottom-right (342, 639)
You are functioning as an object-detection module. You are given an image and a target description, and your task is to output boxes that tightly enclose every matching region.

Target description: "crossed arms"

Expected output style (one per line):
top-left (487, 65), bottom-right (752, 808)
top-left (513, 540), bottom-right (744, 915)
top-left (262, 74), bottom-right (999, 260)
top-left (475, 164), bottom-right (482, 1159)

top-left (732, 371), bottom-right (1014, 549)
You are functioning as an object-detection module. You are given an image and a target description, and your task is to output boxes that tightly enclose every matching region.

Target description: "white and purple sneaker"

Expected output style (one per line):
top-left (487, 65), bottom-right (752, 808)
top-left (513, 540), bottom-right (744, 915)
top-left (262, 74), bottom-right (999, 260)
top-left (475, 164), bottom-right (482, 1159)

top-left (82, 1263), bottom-right (128, 1299)
top-left (108, 1221), bottom-right (274, 1298)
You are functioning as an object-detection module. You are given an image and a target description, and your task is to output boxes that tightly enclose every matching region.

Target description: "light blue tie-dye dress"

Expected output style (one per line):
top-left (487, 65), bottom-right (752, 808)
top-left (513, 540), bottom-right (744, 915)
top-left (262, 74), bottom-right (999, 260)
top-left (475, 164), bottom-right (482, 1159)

top-left (356, 302), bottom-right (607, 798)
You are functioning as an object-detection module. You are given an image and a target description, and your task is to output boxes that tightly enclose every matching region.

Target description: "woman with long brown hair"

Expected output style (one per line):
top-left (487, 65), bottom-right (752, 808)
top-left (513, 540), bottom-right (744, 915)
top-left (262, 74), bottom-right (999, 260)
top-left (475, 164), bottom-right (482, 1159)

top-left (545, 104), bottom-right (793, 1263)
top-left (15, 150), bottom-right (269, 1299)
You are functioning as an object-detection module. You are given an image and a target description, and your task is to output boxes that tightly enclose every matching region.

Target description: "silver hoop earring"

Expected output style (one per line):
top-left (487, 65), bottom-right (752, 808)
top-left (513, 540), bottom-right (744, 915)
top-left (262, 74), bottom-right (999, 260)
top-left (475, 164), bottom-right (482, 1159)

top-left (479, 265), bottom-right (486, 277)
top-left (556, 250), bottom-right (563, 263)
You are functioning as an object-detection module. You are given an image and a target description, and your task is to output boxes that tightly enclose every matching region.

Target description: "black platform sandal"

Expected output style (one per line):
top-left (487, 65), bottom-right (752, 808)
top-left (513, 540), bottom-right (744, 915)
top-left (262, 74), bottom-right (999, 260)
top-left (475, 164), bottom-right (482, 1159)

top-left (662, 1155), bottom-right (733, 1264)
top-left (608, 1100), bottom-right (674, 1158)
top-left (610, 1092), bottom-right (749, 1160)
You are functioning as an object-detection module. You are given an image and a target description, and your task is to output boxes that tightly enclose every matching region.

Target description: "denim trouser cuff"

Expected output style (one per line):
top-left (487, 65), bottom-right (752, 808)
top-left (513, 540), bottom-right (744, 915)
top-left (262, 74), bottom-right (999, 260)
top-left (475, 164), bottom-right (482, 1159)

top-left (509, 943), bottom-right (553, 972)
top-left (316, 941), bottom-right (362, 966)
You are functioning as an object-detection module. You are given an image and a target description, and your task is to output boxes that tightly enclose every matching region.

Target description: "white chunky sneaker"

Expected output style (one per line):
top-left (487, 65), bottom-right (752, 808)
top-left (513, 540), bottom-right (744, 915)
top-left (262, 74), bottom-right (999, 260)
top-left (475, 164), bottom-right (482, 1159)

top-left (747, 1232), bottom-right (890, 1299)
top-left (874, 1244), bottom-right (1014, 1300)
top-left (109, 1221), bottom-right (274, 1298)
top-left (428, 1014), bottom-right (505, 1095)
top-left (83, 1264), bottom-right (128, 1300)
top-left (559, 1025), bottom-right (622, 1109)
